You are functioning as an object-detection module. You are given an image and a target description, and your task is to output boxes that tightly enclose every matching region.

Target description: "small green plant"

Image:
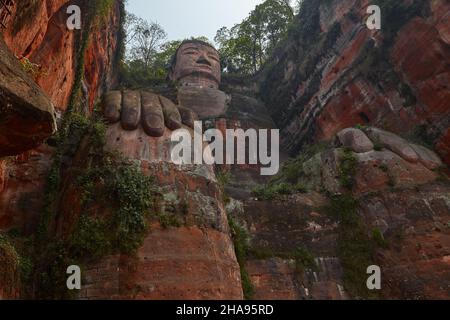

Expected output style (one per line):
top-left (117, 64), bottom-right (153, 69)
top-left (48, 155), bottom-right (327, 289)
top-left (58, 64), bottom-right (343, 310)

top-left (216, 169), bottom-right (231, 189)
top-left (252, 182), bottom-right (308, 200)
top-left (251, 185), bottom-right (276, 200)
top-left (339, 148), bottom-right (357, 190)
top-left (354, 124), bottom-right (367, 131)
top-left (33, 112), bottom-right (156, 298)
top-left (279, 159), bottom-right (305, 183)
top-left (275, 142), bottom-right (330, 184)
top-left (158, 212), bottom-right (182, 229)
top-left (327, 195), bottom-right (378, 299)
top-left (228, 215), bottom-right (254, 299)
top-left (94, 0), bottom-right (115, 19)
top-left (294, 183), bottom-right (308, 193)
top-left (0, 234), bottom-right (21, 297)
top-left (18, 56), bottom-right (46, 79)
top-left (275, 182), bottom-right (293, 195)
top-left (69, 216), bottom-right (111, 260)
top-left (372, 228), bottom-right (388, 249)
top-left (291, 247), bottom-right (318, 274)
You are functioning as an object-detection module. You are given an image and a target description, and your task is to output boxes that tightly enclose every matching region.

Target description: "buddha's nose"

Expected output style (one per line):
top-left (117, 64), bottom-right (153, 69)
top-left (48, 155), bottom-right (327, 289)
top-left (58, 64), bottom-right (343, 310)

top-left (196, 55), bottom-right (212, 66)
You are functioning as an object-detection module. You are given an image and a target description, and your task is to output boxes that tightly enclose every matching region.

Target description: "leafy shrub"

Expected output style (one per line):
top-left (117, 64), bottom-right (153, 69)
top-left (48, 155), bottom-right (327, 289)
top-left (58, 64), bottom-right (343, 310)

top-left (228, 215), bottom-right (254, 299)
top-left (372, 228), bottom-right (389, 249)
top-left (327, 195), bottom-right (378, 299)
top-left (0, 235), bottom-right (21, 297)
top-left (339, 148), bottom-right (357, 190)
top-left (216, 169), bottom-right (232, 189)
top-left (34, 112), bottom-right (156, 298)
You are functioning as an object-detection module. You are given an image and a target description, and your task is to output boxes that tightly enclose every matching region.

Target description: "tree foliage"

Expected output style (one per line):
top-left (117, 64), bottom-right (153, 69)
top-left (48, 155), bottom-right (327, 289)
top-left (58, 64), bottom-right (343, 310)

top-left (214, 0), bottom-right (294, 75)
top-left (125, 12), bottom-right (167, 68)
top-left (121, 0), bottom-right (295, 86)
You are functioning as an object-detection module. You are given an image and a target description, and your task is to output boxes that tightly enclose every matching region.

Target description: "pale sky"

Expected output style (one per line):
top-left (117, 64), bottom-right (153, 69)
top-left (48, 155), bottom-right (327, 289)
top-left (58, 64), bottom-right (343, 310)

top-left (126, 0), bottom-right (264, 44)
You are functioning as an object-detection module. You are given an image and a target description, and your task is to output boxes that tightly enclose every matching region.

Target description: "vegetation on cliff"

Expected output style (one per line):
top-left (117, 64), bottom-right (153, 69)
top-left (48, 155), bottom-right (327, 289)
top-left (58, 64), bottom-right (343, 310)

top-left (326, 194), bottom-right (379, 299)
top-left (119, 0), bottom-right (297, 86)
top-left (0, 234), bottom-right (21, 298)
top-left (215, 0), bottom-right (294, 75)
top-left (67, 0), bottom-right (120, 114)
top-left (30, 111), bottom-right (157, 298)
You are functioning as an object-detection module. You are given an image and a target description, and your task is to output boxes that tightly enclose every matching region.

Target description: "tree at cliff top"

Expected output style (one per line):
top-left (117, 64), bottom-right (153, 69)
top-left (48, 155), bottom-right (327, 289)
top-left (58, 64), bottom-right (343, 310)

top-left (215, 0), bottom-right (294, 75)
top-left (125, 12), bottom-right (167, 69)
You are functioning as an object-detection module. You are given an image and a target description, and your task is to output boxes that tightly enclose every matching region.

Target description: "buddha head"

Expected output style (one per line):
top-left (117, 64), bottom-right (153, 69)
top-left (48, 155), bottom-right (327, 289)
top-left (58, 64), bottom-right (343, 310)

top-left (169, 40), bottom-right (221, 89)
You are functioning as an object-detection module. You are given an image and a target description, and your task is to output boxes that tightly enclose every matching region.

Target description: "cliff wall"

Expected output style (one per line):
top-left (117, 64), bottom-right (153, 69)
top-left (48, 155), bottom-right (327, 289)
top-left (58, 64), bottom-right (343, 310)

top-left (260, 0), bottom-right (450, 167)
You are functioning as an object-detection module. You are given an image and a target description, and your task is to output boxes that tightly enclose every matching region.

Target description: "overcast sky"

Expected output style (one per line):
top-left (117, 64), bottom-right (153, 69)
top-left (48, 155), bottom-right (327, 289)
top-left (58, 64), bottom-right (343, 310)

top-left (126, 0), bottom-right (264, 44)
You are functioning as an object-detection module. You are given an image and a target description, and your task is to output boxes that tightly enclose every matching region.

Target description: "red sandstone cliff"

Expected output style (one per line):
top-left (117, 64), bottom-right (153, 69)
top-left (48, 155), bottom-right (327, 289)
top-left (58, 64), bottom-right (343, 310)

top-left (0, 1), bottom-right (123, 299)
top-left (0, 1), bottom-right (243, 300)
top-left (228, 0), bottom-right (450, 300)
top-left (2, 0), bottom-right (121, 112)
top-left (260, 0), bottom-right (450, 167)
top-left (1, 0), bottom-right (449, 301)
top-left (0, 0), bottom-right (122, 237)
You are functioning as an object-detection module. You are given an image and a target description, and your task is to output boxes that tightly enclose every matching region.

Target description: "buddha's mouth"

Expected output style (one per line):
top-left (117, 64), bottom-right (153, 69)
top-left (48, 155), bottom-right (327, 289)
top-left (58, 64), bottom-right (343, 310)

top-left (195, 64), bottom-right (212, 71)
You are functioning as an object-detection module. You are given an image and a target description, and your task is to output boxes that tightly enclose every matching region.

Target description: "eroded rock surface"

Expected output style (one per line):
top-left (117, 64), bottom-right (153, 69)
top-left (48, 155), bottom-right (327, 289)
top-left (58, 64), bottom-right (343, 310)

top-left (58, 124), bottom-right (243, 300)
top-left (259, 0), bottom-right (450, 167)
top-left (243, 127), bottom-right (449, 299)
top-left (2, 0), bottom-right (121, 111)
top-left (0, 36), bottom-right (56, 156)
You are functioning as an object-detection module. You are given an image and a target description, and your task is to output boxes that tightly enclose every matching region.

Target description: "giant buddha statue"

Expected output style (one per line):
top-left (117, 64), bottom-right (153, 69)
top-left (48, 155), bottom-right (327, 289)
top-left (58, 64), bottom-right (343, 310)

top-left (56, 40), bottom-right (246, 300)
top-left (102, 39), bottom-right (228, 136)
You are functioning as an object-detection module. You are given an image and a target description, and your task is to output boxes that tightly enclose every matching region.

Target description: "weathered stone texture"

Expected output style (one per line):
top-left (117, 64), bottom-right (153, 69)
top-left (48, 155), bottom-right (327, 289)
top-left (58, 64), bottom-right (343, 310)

top-left (0, 36), bottom-right (56, 156)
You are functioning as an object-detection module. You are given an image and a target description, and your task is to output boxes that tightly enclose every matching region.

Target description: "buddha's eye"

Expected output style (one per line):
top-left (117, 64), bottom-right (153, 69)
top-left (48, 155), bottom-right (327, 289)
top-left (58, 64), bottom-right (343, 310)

top-left (184, 50), bottom-right (198, 55)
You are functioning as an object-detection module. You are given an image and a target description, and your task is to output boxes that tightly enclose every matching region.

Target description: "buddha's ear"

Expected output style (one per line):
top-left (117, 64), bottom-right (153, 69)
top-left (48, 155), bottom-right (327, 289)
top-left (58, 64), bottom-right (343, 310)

top-left (168, 67), bottom-right (175, 81)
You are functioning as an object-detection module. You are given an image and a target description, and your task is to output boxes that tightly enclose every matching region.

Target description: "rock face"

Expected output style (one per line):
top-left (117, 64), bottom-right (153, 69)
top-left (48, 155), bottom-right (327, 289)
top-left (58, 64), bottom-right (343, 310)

top-left (1, 0), bottom-right (121, 111)
top-left (0, 1), bottom-right (123, 299)
top-left (337, 128), bottom-right (373, 153)
top-left (81, 226), bottom-right (242, 300)
top-left (234, 127), bottom-right (449, 300)
top-left (54, 124), bottom-right (243, 300)
top-left (301, 127), bottom-right (442, 196)
top-left (360, 183), bottom-right (450, 299)
top-left (365, 127), bottom-right (419, 163)
top-left (237, 194), bottom-right (349, 300)
top-left (259, 0), bottom-right (450, 167)
top-left (0, 0), bottom-right (449, 301)
top-left (0, 36), bottom-right (56, 156)
top-left (0, 0), bottom-right (122, 227)
top-left (0, 145), bottom-right (54, 232)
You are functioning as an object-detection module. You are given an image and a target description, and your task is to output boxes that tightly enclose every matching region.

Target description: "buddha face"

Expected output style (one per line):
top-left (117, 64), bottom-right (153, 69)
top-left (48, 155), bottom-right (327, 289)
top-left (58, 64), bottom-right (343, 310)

top-left (171, 42), bottom-right (221, 88)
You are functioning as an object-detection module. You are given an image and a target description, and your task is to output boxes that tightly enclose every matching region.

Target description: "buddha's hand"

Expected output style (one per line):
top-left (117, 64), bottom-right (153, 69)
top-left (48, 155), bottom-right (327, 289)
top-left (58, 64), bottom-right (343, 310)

top-left (102, 90), bottom-right (197, 137)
